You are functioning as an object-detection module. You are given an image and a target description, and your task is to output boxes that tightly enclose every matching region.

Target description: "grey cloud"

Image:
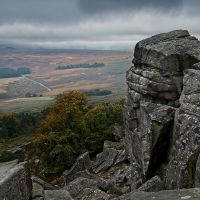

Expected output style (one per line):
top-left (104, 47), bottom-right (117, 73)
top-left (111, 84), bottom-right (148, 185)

top-left (0, 0), bottom-right (184, 25)
top-left (0, 0), bottom-right (200, 50)
top-left (78, 0), bottom-right (183, 13)
top-left (0, 0), bottom-right (81, 24)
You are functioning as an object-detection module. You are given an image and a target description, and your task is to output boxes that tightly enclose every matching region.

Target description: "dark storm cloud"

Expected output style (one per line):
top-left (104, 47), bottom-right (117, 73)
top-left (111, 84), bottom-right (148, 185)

top-left (0, 0), bottom-right (183, 25)
top-left (0, 0), bottom-right (81, 24)
top-left (78, 0), bottom-right (183, 13)
top-left (0, 0), bottom-right (200, 50)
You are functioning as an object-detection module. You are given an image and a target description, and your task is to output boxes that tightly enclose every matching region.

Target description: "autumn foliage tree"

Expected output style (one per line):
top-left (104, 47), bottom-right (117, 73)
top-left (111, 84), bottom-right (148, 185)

top-left (39, 91), bottom-right (88, 134)
top-left (29, 91), bottom-right (123, 178)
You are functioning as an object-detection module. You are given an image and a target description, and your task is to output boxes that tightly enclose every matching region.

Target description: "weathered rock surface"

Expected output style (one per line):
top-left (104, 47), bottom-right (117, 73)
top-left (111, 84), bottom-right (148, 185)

top-left (91, 148), bottom-right (119, 174)
top-left (44, 190), bottom-right (73, 200)
top-left (138, 176), bottom-right (163, 192)
top-left (125, 30), bottom-right (200, 191)
top-left (112, 125), bottom-right (125, 141)
top-left (60, 137), bottom-right (130, 199)
top-left (0, 160), bottom-right (32, 200)
top-left (32, 176), bottom-right (57, 190)
top-left (32, 182), bottom-right (44, 199)
top-left (166, 69), bottom-right (200, 189)
top-left (112, 188), bottom-right (200, 200)
top-left (195, 154), bottom-right (200, 187)
top-left (66, 177), bottom-right (97, 197)
top-left (63, 152), bottom-right (91, 185)
top-left (79, 188), bottom-right (110, 200)
top-left (140, 102), bottom-right (176, 176)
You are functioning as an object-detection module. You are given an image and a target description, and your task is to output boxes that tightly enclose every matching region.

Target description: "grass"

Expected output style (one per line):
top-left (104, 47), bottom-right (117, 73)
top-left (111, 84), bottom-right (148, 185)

top-left (0, 133), bottom-right (35, 150)
top-left (0, 97), bottom-right (54, 113)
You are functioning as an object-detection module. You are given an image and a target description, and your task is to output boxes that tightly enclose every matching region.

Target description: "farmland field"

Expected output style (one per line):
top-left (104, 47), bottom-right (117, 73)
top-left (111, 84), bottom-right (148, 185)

top-left (0, 49), bottom-right (131, 112)
top-left (0, 97), bottom-right (54, 113)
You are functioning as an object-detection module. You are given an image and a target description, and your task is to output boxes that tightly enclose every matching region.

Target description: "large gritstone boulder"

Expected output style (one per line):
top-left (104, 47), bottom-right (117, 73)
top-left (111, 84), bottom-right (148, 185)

top-left (125, 30), bottom-right (200, 190)
top-left (166, 69), bottom-right (200, 189)
top-left (0, 160), bottom-right (32, 200)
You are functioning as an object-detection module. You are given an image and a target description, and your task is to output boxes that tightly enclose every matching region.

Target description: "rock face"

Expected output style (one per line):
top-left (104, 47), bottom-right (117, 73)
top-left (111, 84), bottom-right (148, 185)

top-left (0, 160), bottom-right (32, 200)
top-left (125, 30), bottom-right (200, 190)
top-left (166, 69), bottom-right (200, 189)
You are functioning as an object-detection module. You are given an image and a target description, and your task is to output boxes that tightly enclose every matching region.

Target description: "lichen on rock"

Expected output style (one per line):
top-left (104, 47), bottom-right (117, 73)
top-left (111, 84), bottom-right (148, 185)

top-left (125, 30), bottom-right (200, 191)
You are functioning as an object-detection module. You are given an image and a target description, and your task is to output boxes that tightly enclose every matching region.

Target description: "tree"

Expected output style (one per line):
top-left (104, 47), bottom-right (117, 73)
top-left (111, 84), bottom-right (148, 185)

top-left (17, 67), bottom-right (32, 75)
top-left (0, 113), bottom-right (20, 138)
top-left (28, 91), bottom-right (123, 179)
top-left (85, 103), bottom-right (123, 153)
top-left (39, 91), bottom-right (88, 134)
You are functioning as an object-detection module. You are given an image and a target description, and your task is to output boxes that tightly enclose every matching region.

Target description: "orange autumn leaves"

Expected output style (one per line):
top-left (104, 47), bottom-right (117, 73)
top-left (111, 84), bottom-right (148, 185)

top-left (29, 91), bottom-right (123, 177)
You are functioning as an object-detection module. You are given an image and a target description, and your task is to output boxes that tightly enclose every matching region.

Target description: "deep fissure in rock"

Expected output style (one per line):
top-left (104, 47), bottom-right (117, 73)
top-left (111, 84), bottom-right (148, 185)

top-left (146, 120), bottom-right (174, 180)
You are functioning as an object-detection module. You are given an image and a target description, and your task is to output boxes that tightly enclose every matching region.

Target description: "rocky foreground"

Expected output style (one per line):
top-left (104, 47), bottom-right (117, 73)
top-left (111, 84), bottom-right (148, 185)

top-left (1, 30), bottom-right (200, 199)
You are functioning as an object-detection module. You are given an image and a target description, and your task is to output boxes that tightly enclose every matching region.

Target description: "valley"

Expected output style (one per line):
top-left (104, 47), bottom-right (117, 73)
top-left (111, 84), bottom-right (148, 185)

top-left (0, 49), bottom-right (131, 112)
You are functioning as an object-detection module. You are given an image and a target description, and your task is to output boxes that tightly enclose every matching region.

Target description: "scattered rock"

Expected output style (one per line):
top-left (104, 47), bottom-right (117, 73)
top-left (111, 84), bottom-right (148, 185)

top-left (32, 182), bottom-right (44, 199)
top-left (114, 149), bottom-right (128, 166)
top-left (66, 177), bottom-right (97, 197)
top-left (138, 176), bottom-right (163, 192)
top-left (97, 178), bottom-right (112, 192)
top-left (32, 176), bottom-right (57, 190)
top-left (91, 148), bottom-right (119, 173)
top-left (44, 190), bottom-right (73, 200)
top-left (80, 188), bottom-right (110, 200)
top-left (63, 152), bottom-right (91, 185)
top-left (0, 160), bottom-right (32, 200)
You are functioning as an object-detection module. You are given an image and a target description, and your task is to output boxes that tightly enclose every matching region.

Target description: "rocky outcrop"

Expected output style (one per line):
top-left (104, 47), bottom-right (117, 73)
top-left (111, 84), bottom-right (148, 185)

top-left (0, 160), bottom-right (32, 200)
top-left (125, 30), bottom-right (200, 191)
top-left (166, 69), bottom-right (200, 189)
top-left (62, 134), bottom-right (131, 199)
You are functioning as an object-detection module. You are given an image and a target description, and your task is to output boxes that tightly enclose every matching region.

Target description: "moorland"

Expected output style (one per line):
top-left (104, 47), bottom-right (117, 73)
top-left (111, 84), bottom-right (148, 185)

top-left (0, 48), bottom-right (131, 112)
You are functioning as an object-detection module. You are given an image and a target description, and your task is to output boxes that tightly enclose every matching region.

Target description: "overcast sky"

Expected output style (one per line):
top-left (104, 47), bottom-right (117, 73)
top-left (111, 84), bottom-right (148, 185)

top-left (0, 0), bottom-right (200, 50)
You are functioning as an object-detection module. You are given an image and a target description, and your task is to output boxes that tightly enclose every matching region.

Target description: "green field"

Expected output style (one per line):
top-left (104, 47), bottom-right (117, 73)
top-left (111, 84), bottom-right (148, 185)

top-left (0, 97), bottom-right (54, 113)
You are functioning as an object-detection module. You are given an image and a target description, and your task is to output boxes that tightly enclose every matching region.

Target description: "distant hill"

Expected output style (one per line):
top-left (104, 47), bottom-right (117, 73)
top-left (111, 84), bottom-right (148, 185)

top-left (0, 44), bottom-right (131, 55)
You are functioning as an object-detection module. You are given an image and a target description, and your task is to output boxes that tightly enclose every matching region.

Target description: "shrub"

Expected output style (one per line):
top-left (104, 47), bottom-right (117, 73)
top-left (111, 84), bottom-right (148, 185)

top-left (28, 91), bottom-right (123, 178)
top-left (0, 150), bottom-right (16, 162)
